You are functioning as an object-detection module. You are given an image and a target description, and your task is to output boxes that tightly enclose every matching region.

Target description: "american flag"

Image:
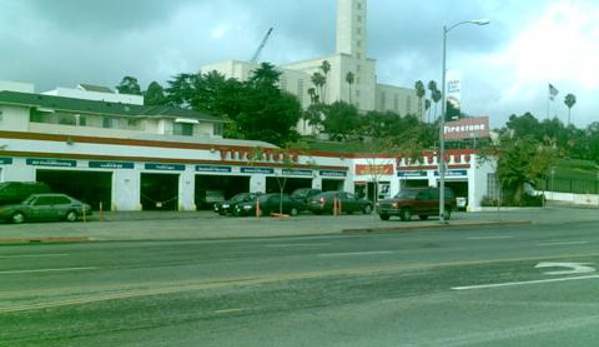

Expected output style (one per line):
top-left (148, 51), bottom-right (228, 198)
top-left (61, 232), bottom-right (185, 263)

top-left (549, 83), bottom-right (559, 101)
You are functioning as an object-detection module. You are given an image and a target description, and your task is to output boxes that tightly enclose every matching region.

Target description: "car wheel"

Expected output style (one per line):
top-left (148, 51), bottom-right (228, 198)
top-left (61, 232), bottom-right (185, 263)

top-left (399, 208), bottom-right (412, 221)
top-left (444, 207), bottom-right (452, 221)
top-left (362, 204), bottom-right (373, 214)
top-left (419, 215), bottom-right (429, 220)
top-left (379, 214), bottom-right (390, 221)
top-left (11, 212), bottom-right (25, 224)
top-left (65, 210), bottom-right (78, 222)
top-left (290, 207), bottom-right (299, 217)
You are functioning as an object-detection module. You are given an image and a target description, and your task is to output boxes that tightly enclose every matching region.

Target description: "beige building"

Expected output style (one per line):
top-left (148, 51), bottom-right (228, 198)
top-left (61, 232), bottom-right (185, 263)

top-left (200, 0), bottom-right (420, 134)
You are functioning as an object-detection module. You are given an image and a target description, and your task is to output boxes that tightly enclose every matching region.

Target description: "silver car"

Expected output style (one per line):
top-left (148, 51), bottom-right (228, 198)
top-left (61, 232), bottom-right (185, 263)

top-left (0, 193), bottom-right (92, 224)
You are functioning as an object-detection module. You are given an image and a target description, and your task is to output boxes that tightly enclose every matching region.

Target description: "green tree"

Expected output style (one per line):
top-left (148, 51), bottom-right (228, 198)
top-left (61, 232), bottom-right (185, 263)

top-left (116, 76), bottom-right (142, 95)
top-left (564, 93), bottom-right (576, 127)
top-left (345, 72), bottom-right (355, 104)
top-left (322, 101), bottom-right (360, 141)
top-left (431, 89), bottom-right (442, 120)
top-left (425, 98), bottom-right (431, 123)
top-left (414, 80), bottom-right (426, 121)
top-left (311, 72), bottom-right (326, 103)
top-left (144, 81), bottom-right (166, 106)
top-left (320, 60), bottom-right (331, 103)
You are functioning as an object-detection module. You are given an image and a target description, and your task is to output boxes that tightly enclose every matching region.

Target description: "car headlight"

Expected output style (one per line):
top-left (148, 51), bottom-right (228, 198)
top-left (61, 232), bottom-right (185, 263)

top-left (243, 205), bottom-right (252, 210)
top-left (222, 204), bottom-right (230, 208)
top-left (392, 202), bottom-right (399, 208)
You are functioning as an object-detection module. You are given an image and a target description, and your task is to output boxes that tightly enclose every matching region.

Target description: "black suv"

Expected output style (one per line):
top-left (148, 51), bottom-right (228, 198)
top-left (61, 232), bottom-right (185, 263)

top-left (0, 182), bottom-right (51, 206)
top-left (376, 187), bottom-right (456, 221)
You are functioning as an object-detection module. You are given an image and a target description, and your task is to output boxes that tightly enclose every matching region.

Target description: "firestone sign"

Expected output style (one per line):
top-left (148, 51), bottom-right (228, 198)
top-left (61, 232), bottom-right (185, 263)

top-left (444, 116), bottom-right (490, 140)
top-left (219, 148), bottom-right (299, 163)
top-left (355, 164), bottom-right (394, 176)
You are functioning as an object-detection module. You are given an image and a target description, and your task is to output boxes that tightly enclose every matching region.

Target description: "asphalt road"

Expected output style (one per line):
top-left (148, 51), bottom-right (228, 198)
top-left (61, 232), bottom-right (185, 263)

top-left (1, 221), bottom-right (599, 346)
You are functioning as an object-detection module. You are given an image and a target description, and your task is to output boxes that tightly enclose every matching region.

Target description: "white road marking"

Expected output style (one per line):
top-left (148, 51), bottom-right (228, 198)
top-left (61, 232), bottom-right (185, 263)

top-left (0, 253), bottom-right (69, 259)
top-left (467, 236), bottom-right (513, 240)
top-left (535, 262), bottom-right (596, 275)
top-left (0, 267), bottom-right (97, 275)
top-left (265, 243), bottom-right (330, 248)
top-left (537, 241), bottom-right (589, 247)
top-left (318, 250), bottom-right (394, 257)
top-left (452, 274), bottom-right (599, 291)
top-left (215, 308), bottom-right (245, 314)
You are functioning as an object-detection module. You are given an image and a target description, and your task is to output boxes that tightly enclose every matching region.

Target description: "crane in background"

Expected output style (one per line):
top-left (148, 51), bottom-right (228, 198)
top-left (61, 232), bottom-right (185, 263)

top-left (249, 27), bottom-right (273, 64)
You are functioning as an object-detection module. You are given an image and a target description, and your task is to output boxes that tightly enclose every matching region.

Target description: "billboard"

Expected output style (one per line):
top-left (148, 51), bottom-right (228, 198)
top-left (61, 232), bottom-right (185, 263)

top-left (446, 69), bottom-right (461, 109)
top-left (355, 164), bottom-right (394, 176)
top-left (444, 116), bottom-right (490, 140)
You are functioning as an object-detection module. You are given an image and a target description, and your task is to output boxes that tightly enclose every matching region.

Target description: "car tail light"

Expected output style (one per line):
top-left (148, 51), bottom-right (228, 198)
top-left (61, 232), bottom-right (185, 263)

top-left (392, 202), bottom-right (399, 208)
top-left (319, 197), bottom-right (325, 206)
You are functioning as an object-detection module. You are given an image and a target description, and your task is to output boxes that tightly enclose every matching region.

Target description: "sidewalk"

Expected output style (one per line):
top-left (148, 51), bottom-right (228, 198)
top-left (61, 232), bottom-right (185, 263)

top-left (0, 207), bottom-right (597, 244)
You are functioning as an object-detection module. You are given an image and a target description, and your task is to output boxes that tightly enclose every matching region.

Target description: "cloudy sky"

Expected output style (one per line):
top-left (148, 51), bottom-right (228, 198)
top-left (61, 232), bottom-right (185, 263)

top-left (1, 0), bottom-right (598, 128)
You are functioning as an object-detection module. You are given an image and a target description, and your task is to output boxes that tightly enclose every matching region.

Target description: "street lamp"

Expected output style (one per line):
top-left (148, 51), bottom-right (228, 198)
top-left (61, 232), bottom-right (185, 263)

top-left (439, 19), bottom-right (489, 223)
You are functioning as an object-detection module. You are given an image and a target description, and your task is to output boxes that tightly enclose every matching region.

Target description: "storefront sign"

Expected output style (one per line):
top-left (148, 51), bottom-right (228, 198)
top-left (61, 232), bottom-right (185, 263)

top-left (282, 168), bottom-right (313, 176)
top-left (241, 167), bottom-right (274, 175)
top-left (89, 161), bottom-right (134, 169)
top-left (355, 164), bottom-right (393, 176)
top-left (196, 165), bottom-right (232, 173)
top-left (319, 170), bottom-right (347, 177)
top-left (26, 158), bottom-right (76, 167)
top-left (434, 170), bottom-right (467, 177)
top-left (444, 116), bottom-right (490, 140)
top-left (0, 158), bottom-right (13, 165)
top-left (397, 171), bottom-right (427, 178)
top-left (220, 148), bottom-right (299, 163)
top-left (145, 163), bottom-right (185, 171)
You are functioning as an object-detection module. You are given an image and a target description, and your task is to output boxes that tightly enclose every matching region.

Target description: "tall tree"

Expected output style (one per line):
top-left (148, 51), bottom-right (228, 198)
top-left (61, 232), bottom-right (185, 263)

top-left (311, 72), bottom-right (326, 102)
top-left (345, 72), bottom-right (355, 105)
top-left (414, 80), bottom-right (426, 121)
top-left (116, 76), bottom-right (142, 95)
top-left (564, 93), bottom-right (576, 127)
top-left (425, 99), bottom-right (431, 123)
top-left (144, 81), bottom-right (166, 106)
top-left (431, 89), bottom-right (442, 120)
top-left (322, 101), bottom-right (360, 141)
top-left (320, 60), bottom-right (331, 103)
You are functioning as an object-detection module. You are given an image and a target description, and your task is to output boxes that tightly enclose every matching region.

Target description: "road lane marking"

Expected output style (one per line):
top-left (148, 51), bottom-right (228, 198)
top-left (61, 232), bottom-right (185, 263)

top-left (0, 267), bottom-right (97, 275)
top-left (0, 253), bottom-right (69, 259)
top-left (537, 241), bottom-right (589, 247)
top-left (318, 250), bottom-right (394, 257)
top-left (467, 236), bottom-right (513, 240)
top-left (265, 243), bottom-right (330, 248)
top-left (215, 308), bottom-right (245, 314)
top-left (452, 274), bottom-right (599, 291)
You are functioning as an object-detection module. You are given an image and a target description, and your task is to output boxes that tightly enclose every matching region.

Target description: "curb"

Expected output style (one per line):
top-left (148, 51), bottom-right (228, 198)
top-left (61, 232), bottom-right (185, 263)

top-left (0, 236), bottom-right (89, 245)
top-left (342, 220), bottom-right (533, 234)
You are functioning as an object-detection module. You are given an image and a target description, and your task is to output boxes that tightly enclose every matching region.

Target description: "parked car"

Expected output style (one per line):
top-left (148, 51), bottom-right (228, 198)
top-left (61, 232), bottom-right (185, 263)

top-left (306, 191), bottom-right (373, 215)
top-left (376, 187), bottom-right (456, 221)
top-left (290, 188), bottom-right (322, 208)
top-left (233, 193), bottom-right (304, 217)
top-left (214, 192), bottom-right (261, 215)
top-left (0, 193), bottom-right (92, 224)
top-left (0, 181), bottom-right (51, 206)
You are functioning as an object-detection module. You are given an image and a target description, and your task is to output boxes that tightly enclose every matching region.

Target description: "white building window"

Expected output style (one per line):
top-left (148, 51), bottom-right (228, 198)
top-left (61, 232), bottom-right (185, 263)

top-left (380, 92), bottom-right (387, 110)
top-left (103, 117), bottom-right (118, 129)
top-left (406, 96), bottom-right (412, 114)
top-left (174, 122), bottom-right (193, 136)
top-left (393, 95), bottom-right (399, 112)
top-left (214, 123), bottom-right (223, 136)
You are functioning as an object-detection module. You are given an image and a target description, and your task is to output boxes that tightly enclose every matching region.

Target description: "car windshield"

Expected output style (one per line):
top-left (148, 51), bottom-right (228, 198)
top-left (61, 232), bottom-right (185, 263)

top-left (395, 190), bottom-right (419, 199)
top-left (21, 195), bottom-right (36, 204)
top-left (230, 193), bottom-right (249, 202)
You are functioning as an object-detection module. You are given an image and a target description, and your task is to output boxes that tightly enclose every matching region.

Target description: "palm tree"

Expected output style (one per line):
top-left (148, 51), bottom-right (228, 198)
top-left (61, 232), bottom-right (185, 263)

top-left (564, 93), bottom-right (576, 127)
top-left (248, 62), bottom-right (281, 88)
top-left (414, 80), bottom-right (426, 121)
top-left (432, 89), bottom-right (442, 121)
top-left (320, 60), bottom-right (331, 103)
top-left (425, 99), bottom-right (431, 123)
top-left (311, 72), bottom-right (326, 102)
top-left (345, 71), bottom-right (355, 104)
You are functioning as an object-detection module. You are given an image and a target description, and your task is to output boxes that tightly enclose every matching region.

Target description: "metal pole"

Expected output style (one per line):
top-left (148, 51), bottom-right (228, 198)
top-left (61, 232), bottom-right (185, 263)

top-left (439, 25), bottom-right (448, 223)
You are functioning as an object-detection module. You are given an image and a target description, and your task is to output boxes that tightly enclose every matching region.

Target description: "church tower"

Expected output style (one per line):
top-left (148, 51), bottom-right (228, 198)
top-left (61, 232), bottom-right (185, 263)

top-left (336, 0), bottom-right (367, 59)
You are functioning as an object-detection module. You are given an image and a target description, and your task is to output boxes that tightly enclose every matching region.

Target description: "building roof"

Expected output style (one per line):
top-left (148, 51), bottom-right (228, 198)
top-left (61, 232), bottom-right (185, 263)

top-left (0, 90), bottom-right (225, 123)
top-left (77, 84), bottom-right (114, 93)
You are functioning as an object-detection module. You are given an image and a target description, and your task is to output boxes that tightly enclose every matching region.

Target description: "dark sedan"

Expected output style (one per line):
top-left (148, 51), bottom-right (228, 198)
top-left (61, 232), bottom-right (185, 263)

top-left (307, 191), bottom-right (373, 215)
top-left (0, 193), bottom-right (92, 224)
top-left (213, 192), bottom-right (261, 215)
top-left (233, 193), bottom-right (304, 217)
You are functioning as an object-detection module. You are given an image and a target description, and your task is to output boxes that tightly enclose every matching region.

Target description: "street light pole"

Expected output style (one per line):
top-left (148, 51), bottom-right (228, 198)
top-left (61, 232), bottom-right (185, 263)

top-left (438, 19), bottom-right (489, 224)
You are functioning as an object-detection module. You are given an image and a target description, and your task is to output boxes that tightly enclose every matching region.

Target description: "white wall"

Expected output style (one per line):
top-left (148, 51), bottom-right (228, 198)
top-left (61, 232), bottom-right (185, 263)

top-left (0, 106), bottom-right (29, 131)
top-left (43, 87), bottom-right (144, 105)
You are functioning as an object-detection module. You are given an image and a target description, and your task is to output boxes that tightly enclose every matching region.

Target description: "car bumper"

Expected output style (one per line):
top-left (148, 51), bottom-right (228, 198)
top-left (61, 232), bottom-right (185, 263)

top-left (376, 208), bottom-right (401, 216)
